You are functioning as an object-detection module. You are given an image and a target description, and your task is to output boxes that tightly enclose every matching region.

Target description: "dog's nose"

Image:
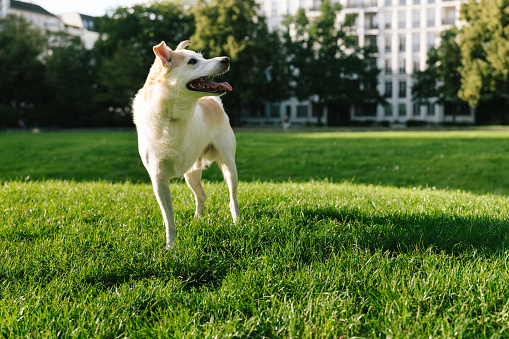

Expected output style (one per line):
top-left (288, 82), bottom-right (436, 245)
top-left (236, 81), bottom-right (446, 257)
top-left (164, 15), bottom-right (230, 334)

top-left (221, 57), bottom-right (230, 65)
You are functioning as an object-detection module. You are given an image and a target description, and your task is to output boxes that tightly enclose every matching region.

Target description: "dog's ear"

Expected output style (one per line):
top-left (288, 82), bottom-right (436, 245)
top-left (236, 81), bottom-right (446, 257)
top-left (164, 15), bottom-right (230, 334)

top-left (153, 41), bottom-right (172, 64)
top-left (176, 40), bottom-right (191, 50)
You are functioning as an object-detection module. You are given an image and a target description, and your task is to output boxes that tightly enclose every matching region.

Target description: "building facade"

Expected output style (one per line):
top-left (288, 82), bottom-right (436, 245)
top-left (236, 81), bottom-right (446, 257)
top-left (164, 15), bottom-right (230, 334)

top-left (256, 0), bottom-right (474, 126)
top-left (1, 0), bottom-right (63, 31)
top-left (0, 0), bottom-right (99, 49)
top-left (59, 12), bottom-right (100, 49)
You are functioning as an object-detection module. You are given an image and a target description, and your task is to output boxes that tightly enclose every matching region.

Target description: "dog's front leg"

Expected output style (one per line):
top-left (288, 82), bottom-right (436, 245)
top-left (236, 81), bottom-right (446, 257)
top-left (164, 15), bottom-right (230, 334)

top-left (151, 177), bottom-right (176, 249)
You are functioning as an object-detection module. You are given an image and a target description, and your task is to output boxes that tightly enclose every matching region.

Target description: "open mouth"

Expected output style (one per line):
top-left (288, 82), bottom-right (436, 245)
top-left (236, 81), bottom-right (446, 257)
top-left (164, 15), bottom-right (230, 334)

top-left (186, 76), bottom-right (233, 93)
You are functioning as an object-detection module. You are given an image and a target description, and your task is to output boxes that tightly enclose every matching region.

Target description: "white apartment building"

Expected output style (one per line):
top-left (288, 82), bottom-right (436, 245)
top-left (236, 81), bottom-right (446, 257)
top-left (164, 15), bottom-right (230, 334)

top-left (256, 0), bottom-right (475, 126)
top-left (0, 0), bottom-right (63, 31)
top-left (59, 12), bottom-right (100, 49)
top-left (0, 0), bottom-right (99, 49)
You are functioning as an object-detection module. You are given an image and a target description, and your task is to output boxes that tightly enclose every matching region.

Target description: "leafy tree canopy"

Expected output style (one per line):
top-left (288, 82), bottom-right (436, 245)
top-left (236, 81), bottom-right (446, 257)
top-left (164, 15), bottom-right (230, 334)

top-left (458, 0), bottom-right (509, 107)
top-left (191, 0), bottom-right (291, 122)
top-left (282, 0), bottom-right (381, 124)
top-left (44, 34), bottom-right (99, 127)
top-left (95, 2), bottom-right (195, 115)
top-left (0, 14), bottom-right (46, 127)
top-left (412, 27), bottom-right (462, 106)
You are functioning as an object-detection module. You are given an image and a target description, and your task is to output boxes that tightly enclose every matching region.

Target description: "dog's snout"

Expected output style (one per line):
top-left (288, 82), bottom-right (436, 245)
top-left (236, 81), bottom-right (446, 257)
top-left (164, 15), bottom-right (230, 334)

top-left (221, 57), bottom-right (230, 65)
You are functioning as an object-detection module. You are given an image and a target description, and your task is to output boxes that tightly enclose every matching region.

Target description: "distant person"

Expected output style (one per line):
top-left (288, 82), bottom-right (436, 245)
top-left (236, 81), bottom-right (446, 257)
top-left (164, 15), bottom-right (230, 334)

top-left (283, 114), bottom-right (290, 129)
top-left (18, 120), bottom-right (26, 129)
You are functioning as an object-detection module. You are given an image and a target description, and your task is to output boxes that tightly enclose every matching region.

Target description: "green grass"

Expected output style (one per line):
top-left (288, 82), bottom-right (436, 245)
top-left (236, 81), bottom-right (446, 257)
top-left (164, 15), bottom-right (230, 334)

top-left (2, 129), bottom-right (509, 337)
top-left (2, 129), bottom-right (509, 194)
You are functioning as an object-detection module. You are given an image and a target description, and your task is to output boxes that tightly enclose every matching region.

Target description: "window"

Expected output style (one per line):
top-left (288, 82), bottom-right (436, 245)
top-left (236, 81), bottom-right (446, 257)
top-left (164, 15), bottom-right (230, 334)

top-left (296, 105), bottom-right (308, 118)
top-left (412, 33), bottom-right (420, 52)
top-left (385, 0), bottom-right (392, 5)
top-left (385, 12), bottom-right (392, 29)
top-left (270, 104), bottom-right (280, 117)
top-left (398, 11), bottom-right (406, 28)
top-left (442, 7), bottom-right (456, 25)
top-left (271, 1), bottom-right (278, 16)
top-left (399, 35), bottom-right (406, 51)
top-left (412, 10), bottom-right (420, 28)
top-left (384, 104), bottom-right (393, 116)
top-left (385, 81), bottom-right (393, 97)
top-left (385, 59), bottom-right (392, 74)
top-left (427, 33), bottom-right (436, 50)
top-left (399, 59), bottom-right (406, 74)
top-left (366, 14), bottom-right (377, 29)
top-left (399, 81), bottom-right (406, 97)
top-left (352, 36), bottom-right (359, 48)
top-left (413, 0), bottom-right (420, 4)
top-left (427, 9), bottom-right (435, 27)
top-left (413, 59), bottom-right (420, 72)
top-left (399, 0), bottom-right (406, 5)
top-left (366, 35), bottom-right (377, 48)
top-left (398, 103), bottom-right (407, 116)
top-left (427, 103), bottom-right (435, 116)
top-left (413, 103), bottom-right (421, 116)
top-left (385, 36), bottom-right (392, 52)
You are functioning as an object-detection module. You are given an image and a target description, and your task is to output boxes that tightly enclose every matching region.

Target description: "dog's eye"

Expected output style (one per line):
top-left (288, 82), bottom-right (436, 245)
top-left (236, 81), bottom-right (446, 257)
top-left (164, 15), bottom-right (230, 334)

top-left (188, 59), bottom-right (197, 65)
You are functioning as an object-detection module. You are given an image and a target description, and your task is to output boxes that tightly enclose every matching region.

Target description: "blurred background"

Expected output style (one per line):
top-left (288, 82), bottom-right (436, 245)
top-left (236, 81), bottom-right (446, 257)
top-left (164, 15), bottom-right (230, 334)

top-left (1, 0), bottom-right (508, 130)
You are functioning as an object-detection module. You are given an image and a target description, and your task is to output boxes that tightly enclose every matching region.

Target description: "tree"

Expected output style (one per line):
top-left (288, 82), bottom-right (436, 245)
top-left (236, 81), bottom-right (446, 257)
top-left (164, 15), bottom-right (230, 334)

top-left (412, 27), bottom-right (465, 122)
top-left (458, 0), bottom-right (509, 121)
top-left (283, 0), bottom-right (381, 125)
top-left (0, 14), bottom-right (46, 127)
top-left (44, 34), bottom-right (99, 127)
top-left (411, 48), bottom-right (441, 106)
top-left (191, 0), bottom-right (291, 124)
top-left (95, 2), bottom-right (195, 123)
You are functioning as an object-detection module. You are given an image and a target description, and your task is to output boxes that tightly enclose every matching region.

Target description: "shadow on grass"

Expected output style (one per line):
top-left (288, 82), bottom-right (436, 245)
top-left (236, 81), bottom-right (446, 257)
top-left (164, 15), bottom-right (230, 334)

top-left (76, 206), bottom-right (509, 291)
top-left (300, 206), bottom-right (509, 255)
top-left (3, 131), bottom-right (509, 195)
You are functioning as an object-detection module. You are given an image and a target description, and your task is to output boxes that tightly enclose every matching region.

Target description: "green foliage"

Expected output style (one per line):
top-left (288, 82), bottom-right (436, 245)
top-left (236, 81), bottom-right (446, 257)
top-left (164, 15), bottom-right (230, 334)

top-left (283, 0), bottom-right (381, 125)
top-left (412, 28), bottom-right (462, 108)
top-left (2, 129), bottom-right (509, 195)
top-left (458, 0), bottom-right (509, 107)
top-left (0, 15), bottom-right (46, 127)
top-left (95, 2), bottom-right (195, 123)
top-left (97, 2), bottom-right (194, 62)
top-left (44, 35), bottom-right (99, 127)
top-left (191, 0), bottom-right (291, 123)
top-left (411, 48), bottom-right (441, 105)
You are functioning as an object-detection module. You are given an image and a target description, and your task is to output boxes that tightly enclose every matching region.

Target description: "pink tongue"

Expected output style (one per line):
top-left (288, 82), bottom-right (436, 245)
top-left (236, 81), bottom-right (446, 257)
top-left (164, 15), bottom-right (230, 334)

top-left (203, 81), bottom-right (233, 91)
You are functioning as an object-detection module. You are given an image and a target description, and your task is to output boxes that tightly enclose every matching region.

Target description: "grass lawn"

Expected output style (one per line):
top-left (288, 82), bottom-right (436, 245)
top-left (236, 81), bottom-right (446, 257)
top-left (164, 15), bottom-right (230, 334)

top-left (1, 129), bottom-right (509, 337)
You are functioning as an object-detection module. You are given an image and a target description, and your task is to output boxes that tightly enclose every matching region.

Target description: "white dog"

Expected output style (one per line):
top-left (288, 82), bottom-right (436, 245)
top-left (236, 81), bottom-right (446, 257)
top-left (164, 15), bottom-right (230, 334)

top-left (132, 40), bottom-right (239, 249)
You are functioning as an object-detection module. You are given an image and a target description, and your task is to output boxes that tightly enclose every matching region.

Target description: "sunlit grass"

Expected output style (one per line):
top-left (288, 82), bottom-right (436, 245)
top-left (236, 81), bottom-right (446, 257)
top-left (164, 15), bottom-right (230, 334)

top-left (2, 129), bottom-right (509, 194)
top-left (2, 129), bottom-right (509, 337)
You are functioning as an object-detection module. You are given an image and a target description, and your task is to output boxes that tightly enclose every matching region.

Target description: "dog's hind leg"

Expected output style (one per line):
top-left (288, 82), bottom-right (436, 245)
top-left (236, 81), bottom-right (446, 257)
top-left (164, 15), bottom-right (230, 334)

top-left (184, 167), bottom-right (206, 217)
top-left (219, 154), bottom-right (239, 223)
top-left (151, 177), bottom-right (176, 249)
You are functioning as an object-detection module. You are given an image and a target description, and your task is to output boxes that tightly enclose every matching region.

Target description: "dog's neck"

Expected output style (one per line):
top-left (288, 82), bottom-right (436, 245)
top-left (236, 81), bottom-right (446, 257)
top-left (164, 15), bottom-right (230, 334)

top-left (163, 93), bottom-right (199, 121)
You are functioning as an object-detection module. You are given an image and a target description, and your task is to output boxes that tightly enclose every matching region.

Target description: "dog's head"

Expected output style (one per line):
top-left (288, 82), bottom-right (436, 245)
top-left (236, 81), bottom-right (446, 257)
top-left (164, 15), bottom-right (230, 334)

top-left (151, 40), bottom-right (232, 97)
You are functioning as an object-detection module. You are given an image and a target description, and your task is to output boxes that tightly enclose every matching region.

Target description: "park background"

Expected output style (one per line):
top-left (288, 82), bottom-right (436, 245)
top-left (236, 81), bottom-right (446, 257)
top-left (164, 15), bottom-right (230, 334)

top-left (2, 0), bottom-right (509, 129)
top-left (3, 0), bottom-right (509, 337)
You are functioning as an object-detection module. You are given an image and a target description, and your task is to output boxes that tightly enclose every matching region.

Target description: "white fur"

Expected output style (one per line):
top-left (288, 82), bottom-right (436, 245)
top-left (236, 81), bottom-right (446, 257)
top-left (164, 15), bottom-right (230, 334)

top-left (132, 41), bottom-right (239, 249)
